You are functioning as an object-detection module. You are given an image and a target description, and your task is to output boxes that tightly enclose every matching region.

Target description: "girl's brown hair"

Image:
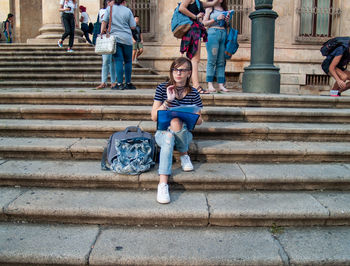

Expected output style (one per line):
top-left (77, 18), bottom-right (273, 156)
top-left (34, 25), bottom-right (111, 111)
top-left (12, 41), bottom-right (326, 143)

top-left (167, 57), bottom-right (192, 93)
top-left (208, 0), bottom-right (227, 11)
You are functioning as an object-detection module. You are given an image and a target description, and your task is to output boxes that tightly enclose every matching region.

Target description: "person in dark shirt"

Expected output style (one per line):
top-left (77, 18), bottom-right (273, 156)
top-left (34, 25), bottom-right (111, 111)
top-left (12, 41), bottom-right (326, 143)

top-left (132, 15), bottom-right (143, 62)
top-left (322, 42), bottom-right (350, 96)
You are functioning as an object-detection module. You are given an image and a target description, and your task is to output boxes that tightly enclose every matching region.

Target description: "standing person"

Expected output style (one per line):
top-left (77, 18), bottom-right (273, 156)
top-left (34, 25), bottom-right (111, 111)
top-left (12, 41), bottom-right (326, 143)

top-left (151, 57), bottom-right (203, 204)
top-left (322, 41), bottom-right (350, 97)
top-left (4, 13), bottom-right (14, 43)
top-left (203, 0), bottom-right (230, 93)
top-left (79, 5), bottom-right (93, 45)
top-left (132, 15), bottom-right (143, 62)
top-left (179, 0), bottom-right (219, 94)
top-left (58, 0), bottom-right (78, 52)
top-left (96, 0), bottom-right (116, 89)
top-left (101, 0), bottom-right (137, 90)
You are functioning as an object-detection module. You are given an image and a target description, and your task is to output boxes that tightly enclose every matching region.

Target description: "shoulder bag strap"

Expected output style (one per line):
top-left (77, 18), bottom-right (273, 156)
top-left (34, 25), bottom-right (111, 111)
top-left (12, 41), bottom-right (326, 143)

top-left (107, 5), bottom-right (113, 34)
top-left (195, 0), bottom-right (201, 10)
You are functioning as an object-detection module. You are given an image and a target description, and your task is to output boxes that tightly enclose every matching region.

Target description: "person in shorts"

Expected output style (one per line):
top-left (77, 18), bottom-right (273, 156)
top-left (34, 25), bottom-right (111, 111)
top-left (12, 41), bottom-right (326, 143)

top-left (132, 15), bottom-right (143, 62)
top-left (322, 41), bottom-right (350, 97)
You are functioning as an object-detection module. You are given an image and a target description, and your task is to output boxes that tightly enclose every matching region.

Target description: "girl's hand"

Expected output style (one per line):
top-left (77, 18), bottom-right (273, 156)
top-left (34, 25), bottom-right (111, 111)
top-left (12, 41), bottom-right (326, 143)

top-left (166, 85), bottom-right (176, 101)
top-left (225, 14), bottom-right (230, 23)
top-left (337, 80), bottom-right (346, 89)
top-left (196, 12), bottom-right (204, 20)
top-left (217, 14), bottom-right (225, 20)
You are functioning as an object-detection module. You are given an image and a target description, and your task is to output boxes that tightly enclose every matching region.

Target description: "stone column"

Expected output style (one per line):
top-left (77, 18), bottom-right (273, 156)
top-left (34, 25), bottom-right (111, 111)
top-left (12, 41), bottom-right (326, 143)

top-left (242, 0), bottom-right (280, 94)
top-left (27, 0), bottom-right (83, 44)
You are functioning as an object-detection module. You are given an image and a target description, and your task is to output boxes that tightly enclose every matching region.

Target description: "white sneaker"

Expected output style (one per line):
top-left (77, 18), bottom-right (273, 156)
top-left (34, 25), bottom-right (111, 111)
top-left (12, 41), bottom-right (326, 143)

top-left (180, 154), bottom-right (194, 172)
top-left (157, 183), bottom-right (170, 204)
top-left (330, 90), bottom-right (340, 97)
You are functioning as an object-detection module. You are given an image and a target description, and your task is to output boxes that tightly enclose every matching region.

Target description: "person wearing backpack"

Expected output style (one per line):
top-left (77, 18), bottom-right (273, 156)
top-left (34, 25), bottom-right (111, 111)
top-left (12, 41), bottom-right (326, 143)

top-left (179, 0), bottom-right (219, 94)
top-left (151, 57), bottom-right (203, 204)
top-left (321, 38), bottom-right (350, 97)
top-left (79, 5), bottom-right (93, 45)
top-left (3, 14), bottom-right (14, 43)
top-left (202, 0), bottom-right (231, 93)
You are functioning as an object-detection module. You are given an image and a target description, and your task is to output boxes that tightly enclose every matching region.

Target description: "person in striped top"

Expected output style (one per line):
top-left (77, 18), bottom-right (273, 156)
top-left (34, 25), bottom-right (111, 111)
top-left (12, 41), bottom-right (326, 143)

top-left (151, 57), bottom-right (203, 204)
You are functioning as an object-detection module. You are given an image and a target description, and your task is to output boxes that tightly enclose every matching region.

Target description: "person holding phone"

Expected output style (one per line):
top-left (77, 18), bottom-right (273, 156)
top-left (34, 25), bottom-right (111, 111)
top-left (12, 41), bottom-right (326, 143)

top-left (58, 0), bottom-right (78, 52)
top-left (151, 57), bottom-right (203, 204)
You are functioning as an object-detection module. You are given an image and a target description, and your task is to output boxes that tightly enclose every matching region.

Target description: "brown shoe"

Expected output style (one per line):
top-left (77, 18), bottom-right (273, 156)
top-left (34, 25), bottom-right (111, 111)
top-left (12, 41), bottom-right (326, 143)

top-left (96, 83), bottom-right (107, 89)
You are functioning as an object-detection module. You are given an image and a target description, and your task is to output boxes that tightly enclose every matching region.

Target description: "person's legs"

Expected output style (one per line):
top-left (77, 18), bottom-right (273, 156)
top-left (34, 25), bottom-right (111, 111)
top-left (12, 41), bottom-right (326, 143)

top-left (81, 23), bottom-right (92, 44)
top-left (109, 55), bottom-right (116, 85)
top-left (137, 43), bottom-right (143, 58)
top-left (206, 29), bottom-right (220, 92)
top-left (60, 13), bottom-right (71, 42)
top-left (114, 43), bottom-right (125, 85)
top-left (132, 42), bottom-right (137, 61)
top-left (67, 14), bottom-right (75, 49)
top-left (123, 44), bottom-right (133, 84)
top-left (216, 29), bottom-right (228, 92)
top-left (191, 40), bottom-right (201, 89)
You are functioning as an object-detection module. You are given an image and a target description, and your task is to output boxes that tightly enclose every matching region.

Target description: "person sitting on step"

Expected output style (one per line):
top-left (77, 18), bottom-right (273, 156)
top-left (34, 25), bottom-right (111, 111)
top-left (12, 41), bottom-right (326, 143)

top-left (322, 40), bottom-right (350, 97)
top-left (151, 57), bottom-right (203, 204)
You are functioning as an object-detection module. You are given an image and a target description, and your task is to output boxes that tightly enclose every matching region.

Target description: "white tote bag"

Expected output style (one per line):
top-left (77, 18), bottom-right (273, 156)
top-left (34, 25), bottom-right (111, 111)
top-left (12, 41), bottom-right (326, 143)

top-left (95, 34), bottom-right (116, 55)
top-left (94, 5), bottom-right (116, 55)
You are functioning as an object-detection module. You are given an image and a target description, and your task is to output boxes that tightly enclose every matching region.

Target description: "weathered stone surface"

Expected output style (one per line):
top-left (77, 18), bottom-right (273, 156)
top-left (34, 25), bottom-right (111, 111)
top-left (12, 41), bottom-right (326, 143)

top-left (6, 188), bottom-right (208, 226)
top-left (90, 226), bottom-right (282, 265)
top-left (0, 222), bottom-right (98, 265)
top-left (0, 187), bottom-right (23, 219)
top-left (240, 163), bottom-right (350, 190)
top-left (0, 160), bottom-right (138, 188)
top-left (140, 163), bottom-right (245, 190)
top-left (208, 191), bottom-right (329, 226)
top-left (312, 192), bottom-right (350, 222)
top-left (277, 227), bottom-right (350, 265)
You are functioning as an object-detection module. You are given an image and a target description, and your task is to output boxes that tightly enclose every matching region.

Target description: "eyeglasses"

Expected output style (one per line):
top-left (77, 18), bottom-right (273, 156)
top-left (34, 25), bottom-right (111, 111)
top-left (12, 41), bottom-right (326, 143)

top-left (172, 68), bottom-right (191, 74)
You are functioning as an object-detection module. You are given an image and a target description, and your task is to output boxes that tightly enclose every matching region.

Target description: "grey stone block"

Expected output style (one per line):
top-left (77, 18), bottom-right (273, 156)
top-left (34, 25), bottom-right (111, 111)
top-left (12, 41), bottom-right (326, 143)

top-left (6, 188), bottom-right (208, 226)
top-left (0, 187), bottom-right (23, 219)
top-left (277, 226), bottom-right (350, 265)
top-left (208, 191), bottom-right (329, 226)
top-left (0, 222), bottom-right (98, 265)
top-left (90, 226), bottom-right (283, 265)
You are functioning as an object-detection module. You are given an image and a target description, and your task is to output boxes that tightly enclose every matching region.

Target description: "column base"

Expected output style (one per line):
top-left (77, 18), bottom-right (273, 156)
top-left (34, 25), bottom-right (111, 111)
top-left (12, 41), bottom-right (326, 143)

top-left (242, 65), bottom-right (280, 94)
top-left (27, 24), bottom-right (85, 44)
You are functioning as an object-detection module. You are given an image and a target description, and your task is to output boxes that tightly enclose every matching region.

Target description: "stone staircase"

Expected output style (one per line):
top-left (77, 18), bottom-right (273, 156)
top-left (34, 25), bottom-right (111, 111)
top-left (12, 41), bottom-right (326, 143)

top-left (0, 44), bottom-right (350, 265)
top-left (0, 44), bottom-right (166, 89)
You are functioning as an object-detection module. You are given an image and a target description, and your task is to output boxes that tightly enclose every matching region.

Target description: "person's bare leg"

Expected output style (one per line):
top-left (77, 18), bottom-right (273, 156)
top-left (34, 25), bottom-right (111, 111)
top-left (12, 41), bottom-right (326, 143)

top-left (191, 40), bottom-right (201, 89)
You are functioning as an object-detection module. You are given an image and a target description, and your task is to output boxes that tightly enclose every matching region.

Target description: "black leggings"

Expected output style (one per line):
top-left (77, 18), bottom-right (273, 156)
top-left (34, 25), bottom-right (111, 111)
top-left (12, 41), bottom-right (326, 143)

top-left (81, 23), bottom-right (92, 44)
top-left (61, 13), bottom-right (75, 48)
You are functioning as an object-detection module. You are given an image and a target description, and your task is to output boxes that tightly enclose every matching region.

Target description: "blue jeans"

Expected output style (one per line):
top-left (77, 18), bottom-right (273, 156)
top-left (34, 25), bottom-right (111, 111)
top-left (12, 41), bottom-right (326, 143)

top-left (113, 42), bottom-right (133, 84)
top-left (155, 125), bottom-right (193, 175)
top-left (81, 23), bottom-right (92, 44)
top-left (206, 28), bottom-right (227, 84)
top-left (101, 54), bottom-right (116, 83)
top-left (4, 31), bottom-right (12, 43)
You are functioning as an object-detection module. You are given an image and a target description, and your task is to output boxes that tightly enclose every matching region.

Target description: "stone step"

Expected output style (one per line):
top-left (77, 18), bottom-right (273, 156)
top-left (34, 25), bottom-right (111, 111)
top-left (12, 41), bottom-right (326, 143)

top-left (0, 159), bottom-right (349, 190)
top-left (0, 73), bottom-right (167, 81)
top-left (1, 187), bottom-right (350, 227)
top-left (2, 67), bottom-right (157, 74)
top-left (1, 222), bottom-right (349, 266)
top-left (1, 119), bottom-right (350, 142)
top-left (1, 104), bottom-right (349, 123)
top-left (0, 137), bottom-right (349, 162)
top-left (1, 89), bottom-right (349, 108)
top-left (0, 81), bottom-right (159, 89)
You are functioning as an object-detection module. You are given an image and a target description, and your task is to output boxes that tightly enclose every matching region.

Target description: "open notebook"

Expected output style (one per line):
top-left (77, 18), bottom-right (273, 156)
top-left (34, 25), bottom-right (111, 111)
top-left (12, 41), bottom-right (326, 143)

top-left (157, 105), bottom-right (201, 131)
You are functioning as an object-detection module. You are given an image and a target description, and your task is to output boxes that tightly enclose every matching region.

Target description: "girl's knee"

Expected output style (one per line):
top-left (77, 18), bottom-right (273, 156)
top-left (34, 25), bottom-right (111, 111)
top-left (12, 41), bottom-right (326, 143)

top-left (170, 118), bottom-right (183, 132)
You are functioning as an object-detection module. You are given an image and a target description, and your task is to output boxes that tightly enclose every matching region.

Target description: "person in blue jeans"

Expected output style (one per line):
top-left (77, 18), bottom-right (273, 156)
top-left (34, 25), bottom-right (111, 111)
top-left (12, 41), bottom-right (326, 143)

top-left (203, 0), bottom-right (231, 93)
top-left (4, 14), bottom-right (14, 43)
top-left (96, 54), bottom-right (116, 89)
top-left (101, 0), bottom-right (137, 90)
top-left (151, 57), bottom-right (203, 204)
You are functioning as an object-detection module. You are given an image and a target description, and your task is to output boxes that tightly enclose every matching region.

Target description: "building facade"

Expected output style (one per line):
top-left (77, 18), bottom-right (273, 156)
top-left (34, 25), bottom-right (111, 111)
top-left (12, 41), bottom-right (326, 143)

top-left (2, 0), bottom-right (350, 94)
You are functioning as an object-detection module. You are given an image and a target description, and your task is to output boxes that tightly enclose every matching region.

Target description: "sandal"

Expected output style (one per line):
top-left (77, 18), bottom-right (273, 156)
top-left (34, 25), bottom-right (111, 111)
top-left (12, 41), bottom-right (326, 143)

top-left (196, 86), bottom-right (210, 94)
top-left (96, 83), bottom-right (107, 89)
top-left (208, 87), bottom-right (217, 93)
top-left (110, 83), bottom-right (116, 88)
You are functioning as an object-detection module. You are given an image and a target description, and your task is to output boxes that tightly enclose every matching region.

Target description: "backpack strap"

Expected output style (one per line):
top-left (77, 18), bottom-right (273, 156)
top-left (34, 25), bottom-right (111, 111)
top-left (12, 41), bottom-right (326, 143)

top-left (101, 147), bottom-right (110, 171)
top-left (195, 0), bottom-right (201, 10)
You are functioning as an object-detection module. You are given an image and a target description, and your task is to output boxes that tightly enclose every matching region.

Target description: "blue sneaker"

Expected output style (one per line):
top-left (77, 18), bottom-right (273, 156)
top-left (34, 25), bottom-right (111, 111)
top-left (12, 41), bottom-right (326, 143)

top-left (67, 48), bottom-right (74, 53)
top-left (57, 40), bottom-right (63, 48)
